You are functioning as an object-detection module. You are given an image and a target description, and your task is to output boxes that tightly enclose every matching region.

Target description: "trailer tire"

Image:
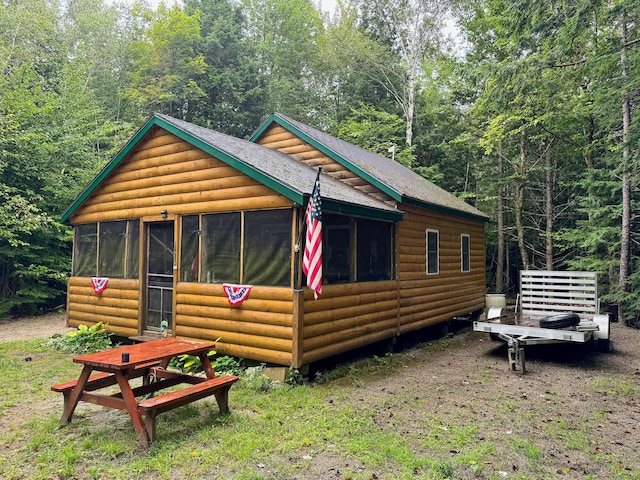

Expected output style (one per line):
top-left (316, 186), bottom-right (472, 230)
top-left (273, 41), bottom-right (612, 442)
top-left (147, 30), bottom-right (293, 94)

top-left (597, 338), bottom-right (612, 353)
top-left (539, 313), bottom-right (581, 329)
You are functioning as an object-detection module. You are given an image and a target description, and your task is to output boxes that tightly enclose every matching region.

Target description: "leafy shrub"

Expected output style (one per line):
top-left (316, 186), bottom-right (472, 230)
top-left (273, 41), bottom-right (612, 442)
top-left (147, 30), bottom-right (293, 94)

top-left (213, 355), bottom-right (242, 376)
top-left (45, 322), bottom-right (112, 354)
top-left (169, 351), bottom-right (215, 374)
top-left (169, 353), bottom-right (243, 376)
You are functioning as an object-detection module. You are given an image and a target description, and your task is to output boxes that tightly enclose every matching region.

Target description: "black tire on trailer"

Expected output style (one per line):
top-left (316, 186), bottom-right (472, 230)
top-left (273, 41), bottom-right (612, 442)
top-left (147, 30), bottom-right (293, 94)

top-left (539, 313), bottom-right (581, 329)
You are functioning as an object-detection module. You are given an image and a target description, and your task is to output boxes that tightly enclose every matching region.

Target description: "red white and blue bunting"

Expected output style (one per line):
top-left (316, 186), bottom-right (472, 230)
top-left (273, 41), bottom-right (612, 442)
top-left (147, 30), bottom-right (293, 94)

top-left (222, 283), bottom-right (252, 306)
top-left (91, 277), bottom-right (109, 295)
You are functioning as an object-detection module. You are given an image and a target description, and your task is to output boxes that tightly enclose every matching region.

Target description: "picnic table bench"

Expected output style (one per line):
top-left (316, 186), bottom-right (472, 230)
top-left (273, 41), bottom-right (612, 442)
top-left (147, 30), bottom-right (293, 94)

top-left (51, 337), bottom-right (238, 446)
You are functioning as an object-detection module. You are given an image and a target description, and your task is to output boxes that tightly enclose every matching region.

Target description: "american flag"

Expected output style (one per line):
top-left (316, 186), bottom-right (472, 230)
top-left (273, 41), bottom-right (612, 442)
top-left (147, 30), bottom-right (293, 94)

top-left (303, 171), bottom-right (322, 299)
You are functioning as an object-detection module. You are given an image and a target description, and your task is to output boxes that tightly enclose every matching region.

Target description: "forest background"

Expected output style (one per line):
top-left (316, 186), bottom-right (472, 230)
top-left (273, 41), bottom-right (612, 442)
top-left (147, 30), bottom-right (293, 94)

top-left (1, 0), bottom-right (639, 325)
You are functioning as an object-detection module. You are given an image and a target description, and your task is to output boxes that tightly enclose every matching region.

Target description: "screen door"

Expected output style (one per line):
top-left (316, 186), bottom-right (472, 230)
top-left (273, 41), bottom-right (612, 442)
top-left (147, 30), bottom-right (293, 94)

top-left (145, 221), bottom-right (174, 333)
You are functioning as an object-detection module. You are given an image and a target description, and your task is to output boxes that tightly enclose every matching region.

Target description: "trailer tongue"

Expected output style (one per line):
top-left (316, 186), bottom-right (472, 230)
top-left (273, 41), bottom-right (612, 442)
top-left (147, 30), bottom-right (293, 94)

top-left (473, 271), bottom-right (611, 373)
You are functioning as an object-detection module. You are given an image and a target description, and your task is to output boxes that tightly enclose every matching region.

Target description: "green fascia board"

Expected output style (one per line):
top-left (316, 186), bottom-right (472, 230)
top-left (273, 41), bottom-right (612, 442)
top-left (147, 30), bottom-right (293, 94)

top-left (322, 198), bottom-right (402, 221)
top-left (251, 114), bottom-right (404, 202)
top-left (401, 196), bottom-right (489, 223)
top-left (252, 114), bottom-right (487, 224)
top-left (61, 115), bottom-right (308, 224)
top-left (62, 115), bottom-right (400, 224)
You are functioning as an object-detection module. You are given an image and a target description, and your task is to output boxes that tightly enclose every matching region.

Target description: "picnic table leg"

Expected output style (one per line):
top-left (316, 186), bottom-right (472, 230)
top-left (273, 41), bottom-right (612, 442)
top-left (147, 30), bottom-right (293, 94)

top-left (143, 410), bottom-right (158, 443)
top-left (200, 353), bottom-right (215, 379)
top-left (114, 370), bottom-right (150, 446)
top-left (213, 386), bottom-right (232, 414)
top-left (60, 365), bottom-right (92, 424)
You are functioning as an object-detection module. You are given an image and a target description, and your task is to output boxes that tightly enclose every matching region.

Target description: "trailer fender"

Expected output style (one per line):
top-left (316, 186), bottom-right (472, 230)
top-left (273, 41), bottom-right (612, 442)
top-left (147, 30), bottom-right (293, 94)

top-left (592, 313), bottom-right (610, 340)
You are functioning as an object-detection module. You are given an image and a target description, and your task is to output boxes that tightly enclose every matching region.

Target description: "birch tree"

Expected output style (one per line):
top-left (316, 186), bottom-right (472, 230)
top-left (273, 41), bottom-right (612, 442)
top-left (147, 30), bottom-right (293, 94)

top-left (352, 0), bottom-right (448, 147)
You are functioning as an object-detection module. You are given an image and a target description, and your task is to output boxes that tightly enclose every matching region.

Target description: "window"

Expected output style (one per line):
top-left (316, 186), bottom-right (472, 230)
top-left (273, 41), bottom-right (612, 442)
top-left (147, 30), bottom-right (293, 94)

top-left (126, 221), bottom-right (140, 279)
top-left (73, 221), bottom-right (139, 278)
top-left (426, 229), bottom-right (439, 275)
top-left (177, 210), bottom-right (393, 287)
top-left (201, 212), bottom-right (241, 284)
top-left (244, 210), bottom-right (292, 287)
top-left (357, 219), bottom-right (393, 281)
top-left (181, 215), bottom-right (200, 282)
top-left (73, 224), bottom-right (97, 277)
top-left (98, 221), bottom-right (127, 277)
top-left (324, 215), bottom-right (351, 283)
top-left (323, 214), bottom-right (394, 284)
top-left (461, 234), bottom-right (471, 272)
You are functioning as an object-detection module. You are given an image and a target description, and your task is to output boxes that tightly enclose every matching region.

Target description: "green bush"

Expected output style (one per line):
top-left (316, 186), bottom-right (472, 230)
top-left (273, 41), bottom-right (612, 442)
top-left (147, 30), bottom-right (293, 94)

top-left (44, 322), bottom-right (112, 354)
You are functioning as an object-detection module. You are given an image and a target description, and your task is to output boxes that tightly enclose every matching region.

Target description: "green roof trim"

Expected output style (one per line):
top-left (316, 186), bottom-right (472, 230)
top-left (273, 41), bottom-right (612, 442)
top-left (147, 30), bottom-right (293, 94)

top-left (62, 114), bottom-right (402, 224)
top-left (252, 114), bottom-right (404, 202)
top-left (251, 113), bottom-right (488, 223)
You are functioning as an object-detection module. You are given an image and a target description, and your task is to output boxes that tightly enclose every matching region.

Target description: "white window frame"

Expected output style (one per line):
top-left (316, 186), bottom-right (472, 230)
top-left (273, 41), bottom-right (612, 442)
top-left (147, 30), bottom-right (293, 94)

top-left (426, 229), bottom-right (439, 275)
top-left (461, 234), bottom-right (471, 273)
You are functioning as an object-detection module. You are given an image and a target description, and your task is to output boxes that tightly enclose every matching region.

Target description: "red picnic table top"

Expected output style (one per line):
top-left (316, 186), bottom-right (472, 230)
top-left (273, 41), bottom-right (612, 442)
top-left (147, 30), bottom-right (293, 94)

top-left (72, 337), bottom-right (215, 371)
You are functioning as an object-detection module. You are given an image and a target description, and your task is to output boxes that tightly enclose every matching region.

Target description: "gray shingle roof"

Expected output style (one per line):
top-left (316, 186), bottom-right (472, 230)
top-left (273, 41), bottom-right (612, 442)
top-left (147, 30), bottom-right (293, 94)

top-left (259, 113), bottom-right (487, 221)
top-left (155, 114), bottom-right (401, 219)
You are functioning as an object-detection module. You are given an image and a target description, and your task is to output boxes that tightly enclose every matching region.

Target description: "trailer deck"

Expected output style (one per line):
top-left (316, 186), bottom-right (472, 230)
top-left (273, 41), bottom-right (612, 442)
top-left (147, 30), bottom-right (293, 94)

top-left (473, 271), bottom-right (611, 373)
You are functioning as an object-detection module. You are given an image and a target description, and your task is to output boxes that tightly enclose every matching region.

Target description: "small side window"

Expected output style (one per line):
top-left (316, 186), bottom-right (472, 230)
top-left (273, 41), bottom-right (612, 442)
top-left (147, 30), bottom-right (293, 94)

top-left (426, 229), bottom-right (439, 275)
top-left (461, 234), bottom-right (470, 273)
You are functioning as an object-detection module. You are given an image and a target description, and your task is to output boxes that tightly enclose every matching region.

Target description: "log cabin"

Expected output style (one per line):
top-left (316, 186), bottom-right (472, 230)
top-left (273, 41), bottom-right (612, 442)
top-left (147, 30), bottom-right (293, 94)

top-left (62, 113), bottom-right (488, 368)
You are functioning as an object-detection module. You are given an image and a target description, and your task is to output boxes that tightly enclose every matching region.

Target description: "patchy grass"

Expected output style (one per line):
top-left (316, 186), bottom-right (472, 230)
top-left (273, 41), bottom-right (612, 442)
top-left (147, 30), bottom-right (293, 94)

top-left (1, 326), bottom-right (640, 479)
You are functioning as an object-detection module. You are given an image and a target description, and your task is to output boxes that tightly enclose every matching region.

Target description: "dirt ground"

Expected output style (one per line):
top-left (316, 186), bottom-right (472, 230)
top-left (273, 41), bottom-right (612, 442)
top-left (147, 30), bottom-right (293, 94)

top-left (2, 313), bottom-right (640, 478)
top-left (0, 312), bottom-right (74, 343)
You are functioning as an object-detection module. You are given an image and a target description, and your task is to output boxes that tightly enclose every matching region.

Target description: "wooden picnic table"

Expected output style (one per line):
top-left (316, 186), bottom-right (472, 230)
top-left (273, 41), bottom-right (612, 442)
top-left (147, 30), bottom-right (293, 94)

top-left (52, 337), bottom-right (238, 446)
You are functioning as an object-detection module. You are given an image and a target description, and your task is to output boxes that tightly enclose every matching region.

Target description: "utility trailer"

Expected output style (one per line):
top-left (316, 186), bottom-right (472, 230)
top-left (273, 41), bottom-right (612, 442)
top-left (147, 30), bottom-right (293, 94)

top-left (473, 271), bottom-right (611, 373)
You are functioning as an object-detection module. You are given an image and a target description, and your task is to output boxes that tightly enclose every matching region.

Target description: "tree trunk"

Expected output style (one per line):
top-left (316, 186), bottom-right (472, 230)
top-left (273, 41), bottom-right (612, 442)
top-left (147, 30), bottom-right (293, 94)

top-left (619, 12), bottom-right (631, 323)
top-left (405, 75), bottom-right (415, 146)
top-left (545, 143), bottom-right (554, 270)
top-left (496, 141), bottom-right (505, 293)
top-left (516, 130), bottom-right (529, 270)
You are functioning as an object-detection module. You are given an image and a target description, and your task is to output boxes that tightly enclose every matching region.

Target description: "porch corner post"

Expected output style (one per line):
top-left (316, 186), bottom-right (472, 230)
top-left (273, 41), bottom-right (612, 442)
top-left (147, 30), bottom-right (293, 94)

top-left (292, 289), bottom-right (304, 368)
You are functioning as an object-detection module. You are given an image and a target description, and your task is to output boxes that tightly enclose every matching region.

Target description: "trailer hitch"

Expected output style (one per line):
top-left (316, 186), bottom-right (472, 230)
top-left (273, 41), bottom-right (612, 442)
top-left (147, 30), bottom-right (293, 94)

top-left (499, 333), bottom-right (526, 373)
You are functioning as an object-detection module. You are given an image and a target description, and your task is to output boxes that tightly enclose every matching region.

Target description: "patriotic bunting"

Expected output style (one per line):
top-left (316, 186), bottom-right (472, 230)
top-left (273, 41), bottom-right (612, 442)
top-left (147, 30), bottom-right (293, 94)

top-left (91, 277), bottom-right (109, 295)
top-left (223, 283), bottom-right (253, 306)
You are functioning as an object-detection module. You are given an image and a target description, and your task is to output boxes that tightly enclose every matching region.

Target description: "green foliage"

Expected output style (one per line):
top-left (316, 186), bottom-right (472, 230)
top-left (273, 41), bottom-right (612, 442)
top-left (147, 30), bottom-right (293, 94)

top-left (1, 0), bottom-right (640, 326)
top-left (213, 355), bottom-right (243, 376)
top-left (125, 4), bottom-right (207, 120)
top-left (45, 322), bottom-right (112, 354)
top-left (169, 350), bottom-right (217, 374)
top-left (337, 104), bottom-right (416, 168)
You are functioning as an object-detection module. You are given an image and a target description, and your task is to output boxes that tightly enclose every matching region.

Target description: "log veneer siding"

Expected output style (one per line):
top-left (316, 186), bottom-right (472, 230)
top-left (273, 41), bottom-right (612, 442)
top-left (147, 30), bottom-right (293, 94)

top-left (300, 281), bottom-right (399, 365)
top-left (255, 125), bottom-right (394, 204)
top-left (397, 205), bottom-right (485, 330)
top-left (174, 283), bottom-right (294, 366)
top-left (69, 128), bottom-right (293, 224)
top-left (67, 277), bottom-right (140, 337)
